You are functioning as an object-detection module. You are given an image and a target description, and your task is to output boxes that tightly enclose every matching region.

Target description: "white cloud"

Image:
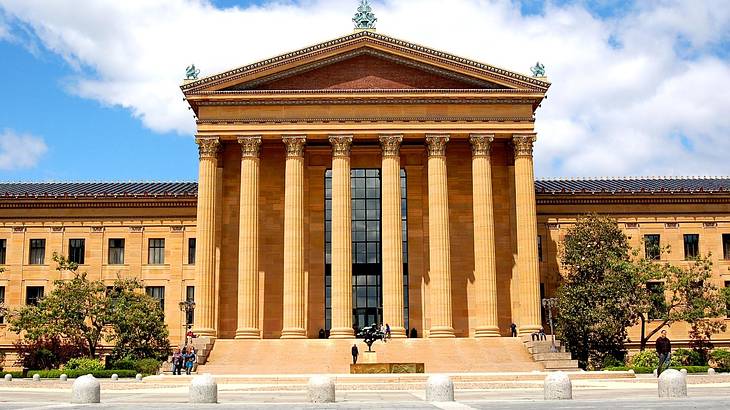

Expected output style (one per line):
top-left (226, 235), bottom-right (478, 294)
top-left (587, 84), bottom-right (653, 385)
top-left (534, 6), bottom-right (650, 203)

top-left (0, 129), bottom-right (48, 170)
top-left (0, 0), bottom-right (729, 177)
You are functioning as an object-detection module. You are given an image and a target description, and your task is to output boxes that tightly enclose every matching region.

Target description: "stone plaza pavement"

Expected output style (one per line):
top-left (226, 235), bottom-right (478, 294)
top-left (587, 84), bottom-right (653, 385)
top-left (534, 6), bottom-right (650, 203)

top-left (0, 374), bottom-right (729, 409)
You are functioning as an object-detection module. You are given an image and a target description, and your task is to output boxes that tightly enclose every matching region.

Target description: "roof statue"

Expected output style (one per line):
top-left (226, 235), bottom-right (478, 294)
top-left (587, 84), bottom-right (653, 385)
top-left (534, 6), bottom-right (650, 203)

top-left (185, 64), bottom-right (201, 80)
top-left (530, 61), bottom-right (545, 77)
top-left (353, 0), bottom-right (377, 30)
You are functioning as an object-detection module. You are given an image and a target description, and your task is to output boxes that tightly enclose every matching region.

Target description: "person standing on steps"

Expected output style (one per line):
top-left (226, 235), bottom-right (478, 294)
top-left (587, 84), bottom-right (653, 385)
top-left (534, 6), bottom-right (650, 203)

top-left (510, 323), bottom-right (518, 337)
top-left (656, 329), bottom-right (672, 376)
top-left (351, 344), bottom-right (359, 364)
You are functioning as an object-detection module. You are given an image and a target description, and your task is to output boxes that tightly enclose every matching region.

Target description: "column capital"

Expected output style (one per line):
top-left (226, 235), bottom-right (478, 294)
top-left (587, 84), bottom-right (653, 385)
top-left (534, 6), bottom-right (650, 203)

top-left (195, 137), bottom-right (221, 159)
top-left (238, 136), bottom-right (262, 158)
top-left (329, 135), bottom-right (353, 157)
top-left (512, 134), bottom-right (536, 158)
top-left (379, 135), bottom-right (403, 157)
top-left (425, 134), bottom-right (449, 157)
top-left (469, 134), bottom-right (495, 157)
top-left (282, 136), bottom-right (306, 158)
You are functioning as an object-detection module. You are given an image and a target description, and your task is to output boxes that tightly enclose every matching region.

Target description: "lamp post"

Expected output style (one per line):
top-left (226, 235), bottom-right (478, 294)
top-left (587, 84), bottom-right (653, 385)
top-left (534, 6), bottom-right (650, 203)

top-left (541, 297), bottom-right (558, 353)
top-left (178, 299), bottom-right (196, 345)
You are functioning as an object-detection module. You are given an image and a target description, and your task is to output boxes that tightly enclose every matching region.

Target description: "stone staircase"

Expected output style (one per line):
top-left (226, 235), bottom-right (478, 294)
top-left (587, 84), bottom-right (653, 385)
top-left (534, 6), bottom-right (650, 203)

top-left (522, 336), bottom-right (579, 370)
top-left (160, 336), bottom-right (216, 374)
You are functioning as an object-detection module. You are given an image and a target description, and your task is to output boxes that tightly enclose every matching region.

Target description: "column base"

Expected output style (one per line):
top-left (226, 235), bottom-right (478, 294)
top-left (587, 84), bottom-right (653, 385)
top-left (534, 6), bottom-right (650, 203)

top-left (518, 324), bottom-right (542, 336)
top-left (474, 326), bottom-right (501, 337)
top-left (329, 327), bottom-right (355, 339)
top-left (388, 326), bottom-right (407, 338)
top-left (192, 327), bottom-right (217, 338)
top-left (428, 326), bottom-right (456, 338)
top-left (280, 328), bottom-right (307, 339)
top-left (234, 328), bottom-right (261, 339)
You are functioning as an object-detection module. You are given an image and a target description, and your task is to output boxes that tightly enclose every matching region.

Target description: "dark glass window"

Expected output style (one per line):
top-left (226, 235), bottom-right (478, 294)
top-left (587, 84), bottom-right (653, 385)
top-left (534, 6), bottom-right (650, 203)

top-left (647, 282), bottom-right (666, 320)
top-left (188, 238), bottom-right (196, 265)
top-left (723, 234), bottom-right (730, 260)
top-left (26, 286), bottom-right (44, 305)
top-left (148, 239), bottom-right (165, 265)
top-left (0, 286), bottom-right (5, 323)
top-left (186, 286), bottom-right (195, 324)
top-left (68, 239), bottom-right (85, 264)
top-left (683, 234), bottom-right (699, 260)
top-left (725, 281), bottom-right (730, 318)
top-left (108, 239), bottom-right (125, 265)
top-left (29, 239), bottom-right (45, 265)
top-left (145, 286), bottom-right (165, 311)
top-left (0, 239), bottom-right (6, 265)
top-left (537, 235), bottom-right (543, 262)
top-left (644, 234), bottom-right (661, 260)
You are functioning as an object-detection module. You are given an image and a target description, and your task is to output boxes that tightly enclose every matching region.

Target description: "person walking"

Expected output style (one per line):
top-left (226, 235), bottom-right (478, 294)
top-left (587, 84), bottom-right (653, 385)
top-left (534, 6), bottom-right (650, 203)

top-left (656, 329), bottom-right (672, 376)
top-left (510, 323), bottom-right (517, 337)
top-left (385, 323), bottom-right (391, 340)
top-left (184, 347), bottom-right (197, 375)
top-left (172, 348), bottom-right (183, 376)
top-left (351, 344), bottom-right (359, 364)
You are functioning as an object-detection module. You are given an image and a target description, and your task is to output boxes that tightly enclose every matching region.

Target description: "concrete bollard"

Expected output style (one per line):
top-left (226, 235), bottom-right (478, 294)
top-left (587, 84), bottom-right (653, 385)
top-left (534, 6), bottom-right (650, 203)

top-left (111, 374), bottom-right (119, 381)
top-left (4, 374), bottom-right (12, 381)
top-left (708, 368), bottom-right (716, 375)
top-left (60, 374), bottom-right (68, 382)
top-left (544, 371), bottom-right (572, 400)
top-left (653, 369), bottom-right (658, 377)
top-left (680, 368), bottom-right (687, 375)
top-left (307, 375), bottom-right (335, 403)
top-left (425, 375), bottom-right (454, 402)
top-left (32, 374), bottom-right (40, 382)
top-left (72, 374), bottom-right (101, 404)
top-left (135, 373), bottom-right (143, 382)
top-left (628, 369), bottom-right (635, 375)
top-left (189, 374), bottom-right (217, 404)
top-left (658, 369), bottom-right (687, 398)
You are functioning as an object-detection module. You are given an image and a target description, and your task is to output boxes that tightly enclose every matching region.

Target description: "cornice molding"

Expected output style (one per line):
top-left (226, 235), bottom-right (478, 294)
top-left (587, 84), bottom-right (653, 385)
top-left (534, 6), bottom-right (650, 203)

top-left (193, 97), bottom-right (540, 107)
top-left (536, 196), bottom-right (730, 206)
top-left (0, 199), bottom-right (197, 209)
top-left (197, 116), bottom-right (534, 126)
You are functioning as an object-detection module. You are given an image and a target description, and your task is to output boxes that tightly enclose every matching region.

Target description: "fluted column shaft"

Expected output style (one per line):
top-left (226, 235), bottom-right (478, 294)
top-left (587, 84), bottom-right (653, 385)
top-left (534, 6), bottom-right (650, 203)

top-left (513, 134), bottom-right (541, 335)
top-left (193, 137), bottom-right (220, 338)
top-left (281, 136), bottom-right (307, 339)
top-left (329, 135), bottom-right (354, 338)
top-left (380, 135), bottom-right (406, 338)
top-left (235, 136), bottom-right (262, 339)
top-left (426, 135), bottom-right (455, 338)
top-left (470, 135), bottom-right (500, 337)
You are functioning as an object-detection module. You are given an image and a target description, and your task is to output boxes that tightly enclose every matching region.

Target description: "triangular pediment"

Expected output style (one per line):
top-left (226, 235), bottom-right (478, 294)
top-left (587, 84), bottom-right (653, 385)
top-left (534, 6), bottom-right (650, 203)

top-left (182, 31), bottom-right (550, 93)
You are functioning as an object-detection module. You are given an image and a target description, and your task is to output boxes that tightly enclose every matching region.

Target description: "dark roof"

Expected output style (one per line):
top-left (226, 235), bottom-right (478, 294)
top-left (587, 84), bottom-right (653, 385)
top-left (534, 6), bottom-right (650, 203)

top-left (535, 177), bottom-right (730, 194)
top-left (0, 182), bottom-right (197, 198)
top-left (0, 177), bottom-right (728, 199)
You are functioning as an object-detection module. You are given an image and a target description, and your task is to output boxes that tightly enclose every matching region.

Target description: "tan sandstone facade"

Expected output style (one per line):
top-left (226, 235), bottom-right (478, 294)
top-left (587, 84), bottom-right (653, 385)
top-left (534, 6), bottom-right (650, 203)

top-left (1, 31), bottom-right (730, 366)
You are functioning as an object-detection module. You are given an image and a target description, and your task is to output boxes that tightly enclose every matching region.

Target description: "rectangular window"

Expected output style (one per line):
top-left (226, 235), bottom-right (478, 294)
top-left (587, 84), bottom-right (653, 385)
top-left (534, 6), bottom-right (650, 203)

top-left (29, 239), bottom-right (46, 265)
top-left (145, 286), bottom-right (165, 311)
top-left (108, 239), bottom-right (125, 265)
top-left (68, 239), bottom-right (85, 264)
top-left (723, 234), bottom-right (730, 261)
top-left (0, 239), bottom-right (6, 265)
top-left (0, 286), bottom-right (5, 324)
top-left (26, 286), bottom-right (44, 305)
top-left (537, 235), bottom-right (543, 262)
top-left (186, 286), bottom-right (195, 324)
top-left (647, 282), bottom-right (666, 320)
top-left (188, 238), bottom-right (196, 265)
top-left (148, 238), bottom-right (165, 265)
top-left (683, 234), bottom-right (699, 260)
top-left (726, 281), bottom-right (730, 318)
top-left (644, 234), bottom-right (661, 260)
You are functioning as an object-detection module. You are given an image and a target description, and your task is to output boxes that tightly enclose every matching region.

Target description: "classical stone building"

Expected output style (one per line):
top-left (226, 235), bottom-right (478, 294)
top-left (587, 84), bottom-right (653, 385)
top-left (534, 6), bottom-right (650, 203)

top-left (1, 28), bottom-right (729, 372)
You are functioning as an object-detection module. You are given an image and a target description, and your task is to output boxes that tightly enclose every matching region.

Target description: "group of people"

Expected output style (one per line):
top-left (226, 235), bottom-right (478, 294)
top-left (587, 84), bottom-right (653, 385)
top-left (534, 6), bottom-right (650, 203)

top-left (172, 346), bottom-right (198, 375)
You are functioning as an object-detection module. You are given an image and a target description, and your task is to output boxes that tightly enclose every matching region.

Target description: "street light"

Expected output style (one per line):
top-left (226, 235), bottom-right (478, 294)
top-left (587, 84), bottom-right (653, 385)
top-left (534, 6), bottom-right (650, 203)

top-left (541, 297), bottom-right (558, 353)
top-left (178, 299), bottom-right (196, 345)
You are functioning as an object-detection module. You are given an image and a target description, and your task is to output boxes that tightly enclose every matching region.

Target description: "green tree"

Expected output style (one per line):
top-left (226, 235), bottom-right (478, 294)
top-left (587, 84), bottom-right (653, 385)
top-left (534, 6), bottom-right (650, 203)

top-left (556, 214), bottom-right (647, 369)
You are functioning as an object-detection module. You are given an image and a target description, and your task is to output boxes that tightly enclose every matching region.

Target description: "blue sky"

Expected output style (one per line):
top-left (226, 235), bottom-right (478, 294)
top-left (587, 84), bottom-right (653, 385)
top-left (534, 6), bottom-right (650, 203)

top-left (0, 0), bottom-right (728, 181)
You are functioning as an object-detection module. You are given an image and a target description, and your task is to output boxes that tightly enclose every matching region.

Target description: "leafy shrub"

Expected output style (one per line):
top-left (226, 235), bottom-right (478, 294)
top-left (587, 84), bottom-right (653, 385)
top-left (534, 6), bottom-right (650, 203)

top-left (604, 366), bottom-right (709, 373)
top-left (133, 358), bottom-right (161, 375)
top-left (27, 369), bottom-right (137, 378)
top-left (13, 337), bottom-right (86, 370)
top-left (64, 357), bottom-right (104, 371)
top-left (107, 358), bottom-right (136, 370)
top-left (629, 350), bottom-right (658, 368)
top-left (0, 371), bottom-right (23, 378)
top-left (709, 349), bottom-right (730, 369)
top-left (602, 355), bottom-right (625, 368)
top-left (671, 348), bottom-right (704, 366)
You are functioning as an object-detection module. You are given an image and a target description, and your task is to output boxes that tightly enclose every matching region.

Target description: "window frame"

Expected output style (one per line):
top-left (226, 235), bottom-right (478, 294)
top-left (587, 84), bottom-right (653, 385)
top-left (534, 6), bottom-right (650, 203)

top-left (29, 239), bottom-right (46, 265)
top-left (147, 238), bottom-right (165, 265)
top-left (644, 234), bottom-right (661, 260)
top-left (0, 286), bottom-right (5, 323)
top-left (145, 286), bottom-right (165, 311)
top-left (108, 238), bottom-right (125, 265)
top-left (25, 286), bottom-right (44, 306)
top-left (723, 234), bottom-right (730, 261)
top-left (188, 238), bottom-right (196, 265)
top-left (683, 234), bottom-right (700, 260)
top-left (68, 238), bottom-right (86, 265)
top-left (0, 238), bottom-right (6, 265)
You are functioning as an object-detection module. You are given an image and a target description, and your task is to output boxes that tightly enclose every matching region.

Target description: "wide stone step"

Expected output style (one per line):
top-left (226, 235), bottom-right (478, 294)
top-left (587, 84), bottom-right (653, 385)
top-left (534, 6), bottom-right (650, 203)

top-left (533, 352), bottom-right (572, 361)
top-left (542, 359), bottom-right (579, 370)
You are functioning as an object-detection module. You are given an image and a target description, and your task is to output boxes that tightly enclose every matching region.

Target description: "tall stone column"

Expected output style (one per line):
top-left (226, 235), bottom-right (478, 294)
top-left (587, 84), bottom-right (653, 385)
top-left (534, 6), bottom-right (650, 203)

top-left (470, 135), bottom-right (500, 337)
top-left (513, 134), bottom-right (541, 335)
top-left (425, 135), bottom-right (455, 338)
top-left (281, 136), bottom-right (307, 339)
top-left (329, 135), bottom-right (354, 339)
top-left (235, 136), bottom-right (262, 339)
top-left (380, 135), bottom-right (406, 338)
top-left (193, 137), bottom-right (220, 338)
